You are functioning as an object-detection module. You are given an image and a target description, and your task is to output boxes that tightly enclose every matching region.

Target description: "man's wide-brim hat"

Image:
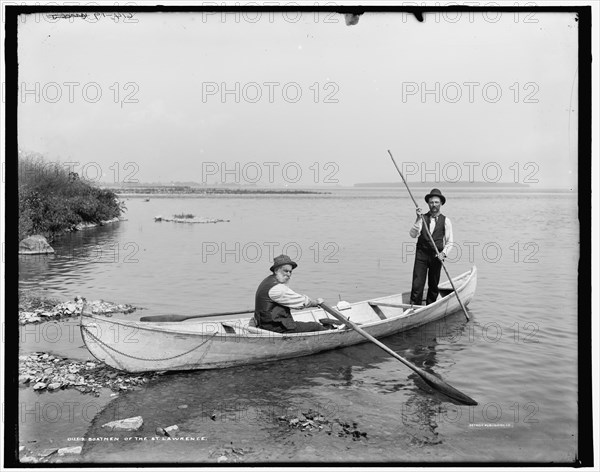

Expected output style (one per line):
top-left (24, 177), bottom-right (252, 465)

top-left (270, 254), bottom-right (298, 272)
top-left (425, 188), bottom-right (446, 205)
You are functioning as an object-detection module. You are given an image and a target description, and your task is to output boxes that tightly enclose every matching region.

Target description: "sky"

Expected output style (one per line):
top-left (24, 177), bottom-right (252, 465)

top-left (16, 8), bottom-right (581, 188)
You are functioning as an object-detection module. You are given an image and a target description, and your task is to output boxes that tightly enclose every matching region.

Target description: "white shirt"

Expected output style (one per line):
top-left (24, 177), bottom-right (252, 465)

top-left (409, 215), bottom-right (454, 257)
top-left (268, 284), bottom-right (312, 309)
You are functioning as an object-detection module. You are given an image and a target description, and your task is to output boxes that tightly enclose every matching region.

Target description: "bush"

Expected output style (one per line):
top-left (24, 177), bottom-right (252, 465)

top-left (18, 152), bottom-right (123, 241)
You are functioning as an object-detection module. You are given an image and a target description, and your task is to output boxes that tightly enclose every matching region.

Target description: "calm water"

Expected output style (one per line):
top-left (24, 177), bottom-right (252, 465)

top-left (18, 188), bottom-right (579, 463)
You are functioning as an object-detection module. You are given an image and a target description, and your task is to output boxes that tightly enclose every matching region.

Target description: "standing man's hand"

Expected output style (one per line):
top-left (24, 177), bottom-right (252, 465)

top-left (415, 207), bottom-right (423, 221)
top-left (437, 252), bottom-right (446, 261)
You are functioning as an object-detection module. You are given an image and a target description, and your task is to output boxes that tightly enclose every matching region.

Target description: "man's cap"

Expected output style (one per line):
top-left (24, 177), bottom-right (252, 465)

top-left (425, 188), bottom-right (446, 205)
top-left (270, 254), bottom-right (298, 272)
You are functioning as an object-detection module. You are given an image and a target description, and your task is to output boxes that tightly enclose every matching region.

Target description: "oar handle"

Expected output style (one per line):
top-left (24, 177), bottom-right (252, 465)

top-left (387, 150), bottom-right (470, 321)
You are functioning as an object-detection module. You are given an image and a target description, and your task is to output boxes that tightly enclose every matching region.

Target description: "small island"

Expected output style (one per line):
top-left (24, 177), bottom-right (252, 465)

top-left (154, 214), bottom-right (229, 224)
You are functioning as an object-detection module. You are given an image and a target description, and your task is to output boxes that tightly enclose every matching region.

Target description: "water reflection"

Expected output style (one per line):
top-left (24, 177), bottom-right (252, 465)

top-left (19, 223), bottom-right (127, 291)
top-left (78, 311), bottom-right (472, 463)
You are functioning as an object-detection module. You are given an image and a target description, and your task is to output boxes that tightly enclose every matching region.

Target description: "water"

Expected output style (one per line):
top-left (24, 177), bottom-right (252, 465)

top-left (18, 188), bottom-right (579, 463)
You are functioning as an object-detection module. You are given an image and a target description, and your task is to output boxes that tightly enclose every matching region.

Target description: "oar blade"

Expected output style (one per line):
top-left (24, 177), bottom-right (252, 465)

top-left (419, 369), bottom-right (478, 406)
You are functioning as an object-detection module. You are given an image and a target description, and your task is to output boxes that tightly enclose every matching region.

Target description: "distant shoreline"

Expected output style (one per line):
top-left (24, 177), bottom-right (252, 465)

top-left (108, 186), bottom-right (576, 196)
top-left (110, 187), bottom-right (329, 195)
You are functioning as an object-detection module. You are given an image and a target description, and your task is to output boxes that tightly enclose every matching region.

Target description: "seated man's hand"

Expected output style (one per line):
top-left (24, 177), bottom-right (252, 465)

top-left (311, 297), bottom-right (324, 307)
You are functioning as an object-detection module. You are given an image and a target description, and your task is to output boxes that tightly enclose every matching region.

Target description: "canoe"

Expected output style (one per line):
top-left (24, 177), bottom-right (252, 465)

top-left (80, 266), bottom-right (477, 373)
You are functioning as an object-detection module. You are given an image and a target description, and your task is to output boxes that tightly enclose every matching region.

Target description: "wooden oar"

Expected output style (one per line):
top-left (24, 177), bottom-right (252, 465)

top-left (140, 309), bottom-right (254, 322)
top-left (387, 149), bottom-right (470, 321)
top-left (320, 302), bottom-right (477, 405)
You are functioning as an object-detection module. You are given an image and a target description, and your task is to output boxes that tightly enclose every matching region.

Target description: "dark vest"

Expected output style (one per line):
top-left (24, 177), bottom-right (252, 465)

top-left (254, 275), bottom-right (296, 330)
top-left (416, 213), bottom-right (446, 252)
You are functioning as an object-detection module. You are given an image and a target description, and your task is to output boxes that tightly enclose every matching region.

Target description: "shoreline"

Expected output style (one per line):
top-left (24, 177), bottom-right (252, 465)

top-left (17, 291), bottom-right (157, 463)
top-left (16, 291), bottom-right (374, 465)
top-left (19, 217), bottom-right (126, 255)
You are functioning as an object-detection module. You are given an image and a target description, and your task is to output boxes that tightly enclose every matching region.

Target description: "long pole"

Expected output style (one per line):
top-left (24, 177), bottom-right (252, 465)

top-left (387, 150), bottom-right (470, 321)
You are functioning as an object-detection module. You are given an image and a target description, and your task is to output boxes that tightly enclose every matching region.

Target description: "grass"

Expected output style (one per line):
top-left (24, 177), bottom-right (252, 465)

top-left (19, 152), bottom-right (124, 242)
top-left (173, 213), bottom-right (195, 219)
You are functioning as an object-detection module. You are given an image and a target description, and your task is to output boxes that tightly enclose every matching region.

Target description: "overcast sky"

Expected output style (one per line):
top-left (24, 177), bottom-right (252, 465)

top-left (17, 10), bottom-right (579, 188)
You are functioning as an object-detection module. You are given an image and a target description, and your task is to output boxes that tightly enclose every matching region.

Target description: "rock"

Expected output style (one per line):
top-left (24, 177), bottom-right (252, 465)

top-left (47, 383), bottom-right (62, 390)
top-left (33, 382), bottom-right (47, 390)
top-left (217, 455), bottom-right (228, 463)
top-left (19, 446), bottom-right (25, 452)
top-left (57, 446), bottom-right (82, 456)
top-left (19, 235), bottom-right (55, 255)
top-left (177, 404), bottom-right (188, 409)
top-left (20, 456), bottom-right (38, 463)
top-left (155, 427), bottom-right (166, 436)
top-left (101, 416), bottom-right (143, 431)
top-left (38, 448), bottom-right (58, 458)
top-left (164, 425), bottom-right (179, 437)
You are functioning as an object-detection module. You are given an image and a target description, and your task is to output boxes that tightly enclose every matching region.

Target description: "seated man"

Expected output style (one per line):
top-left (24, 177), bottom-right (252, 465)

top-left (254, 255), bottom-right (328, 333)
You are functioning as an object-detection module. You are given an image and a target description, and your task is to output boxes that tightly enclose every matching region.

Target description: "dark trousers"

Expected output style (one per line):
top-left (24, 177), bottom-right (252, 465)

top-left (266, 321), bottom-right (328, 334)
top-left (410, 248), bottom-right (443, 305)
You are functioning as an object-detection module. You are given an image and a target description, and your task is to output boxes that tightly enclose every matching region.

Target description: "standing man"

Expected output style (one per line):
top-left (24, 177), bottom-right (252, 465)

top-left (254, 254), bottom-right (329, 333)
top-left (409, 188), bottom-right (454, 306)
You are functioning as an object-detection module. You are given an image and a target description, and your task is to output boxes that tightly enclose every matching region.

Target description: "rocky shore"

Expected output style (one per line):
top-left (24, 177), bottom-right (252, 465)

top-left (19, 353), bottom-right (162, 396)
top-left (18, 293), bottom-right (149, 394)
top-left (19, 295), bottom-right (137, 325)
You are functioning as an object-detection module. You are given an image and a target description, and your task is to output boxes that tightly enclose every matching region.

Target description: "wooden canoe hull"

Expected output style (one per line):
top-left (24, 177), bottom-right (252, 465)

top-left (80, 266), bottom-right (477, 373)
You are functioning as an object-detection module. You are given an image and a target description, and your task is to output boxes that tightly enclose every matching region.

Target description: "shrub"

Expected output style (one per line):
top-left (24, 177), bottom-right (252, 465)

top-left (18, 152), bottom-right (123, 241)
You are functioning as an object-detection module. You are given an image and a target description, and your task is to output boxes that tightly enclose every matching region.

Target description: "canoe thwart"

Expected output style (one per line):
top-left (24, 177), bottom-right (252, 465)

top-left (369, 303), bottom-right (388, 320)
top-left (368, 301), bottom-right (414, 309)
